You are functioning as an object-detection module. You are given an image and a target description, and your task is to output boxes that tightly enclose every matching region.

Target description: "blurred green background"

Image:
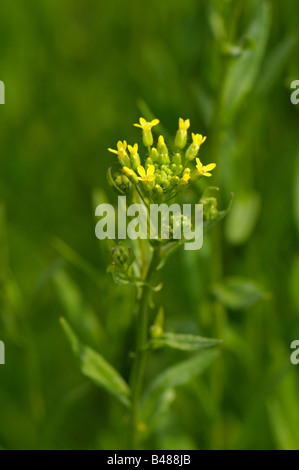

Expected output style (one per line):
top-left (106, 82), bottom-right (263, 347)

top-left (1, 0), bottom-right (299, 450)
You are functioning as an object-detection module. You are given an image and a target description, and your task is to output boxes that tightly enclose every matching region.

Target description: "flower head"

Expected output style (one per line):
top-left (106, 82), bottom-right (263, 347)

top-left (134, 117), bottom-right (160, 132)
top-left (196, 158), bottom-right (216, 177)
top-left (137, 164), bottom-right (156, 183)
top-left (178, 118), bottom-right (190, 131)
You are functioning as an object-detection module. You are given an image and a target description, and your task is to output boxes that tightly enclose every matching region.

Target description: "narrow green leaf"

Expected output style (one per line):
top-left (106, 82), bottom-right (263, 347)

top-left (142, 350), bottom-right (218, 421)
top-left (212, 277), bottom-right (268, 310)
top-left (52, 237), bottom-right (103, 290)
top-left (60, 318), bottom-right (131, 408)
top-left (225, 191), bottom-right (261, 245)
top-left (255, 35), bottom-right (296, 94)
top-left (53, 270), bottom-right (104, 347)
top-left (222, 2), bottom-right (271, 122)
top-left (150, 332), bottom-right (222, 352)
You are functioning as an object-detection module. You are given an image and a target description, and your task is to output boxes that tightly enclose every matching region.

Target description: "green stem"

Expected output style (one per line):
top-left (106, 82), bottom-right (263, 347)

top-left (128, 244), bottom-right (161, 450)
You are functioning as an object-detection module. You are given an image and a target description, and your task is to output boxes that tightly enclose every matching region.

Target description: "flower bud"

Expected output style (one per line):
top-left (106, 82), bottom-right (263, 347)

top-left (172, 153), bottom-right (182, 165)
top-left (175, 118), bottom-right (190, 149)
top-left (150, 147), bottom-right (159, 162)
top-left (157, 135), bottom-right (168, 155)
top-left (123, 167), bottom-right (139, 184)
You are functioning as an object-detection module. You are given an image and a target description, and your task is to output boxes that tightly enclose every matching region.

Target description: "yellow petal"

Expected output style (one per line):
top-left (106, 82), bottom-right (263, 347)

top-left (204, 173), bottom-right (212, 177)
top-left (205, 163), bottom-right (216, 172)
top-left (137, 165), bottom-right (146, 178)
top-left (108, 148), bottom-right (118, 155)
top-left (140, 117), bottom-right (147, 126)
top-left (147, 165), bottom-right (155, 177)
top-left (134, 123), bottom-right (143, 128)
top-left (151, 119), bottom-right (160, 127)
top-left (117, 140), bottom-right (127, 150)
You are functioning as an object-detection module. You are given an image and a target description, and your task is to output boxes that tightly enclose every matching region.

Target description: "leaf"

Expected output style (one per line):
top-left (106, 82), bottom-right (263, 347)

top-left (222, 2), bottom-right (271, 122)
top-left (53, 270), bottom-right (104, 347)
top-left (142, 350), bottom-right (218, 422)
top-left (267, 399), bottom-right (298, 450)
top-left (60, 318), bottom-right (131, 408)
top-left (255, 35), bottom-right (296, 94)
top-left (212, 277), bottom-right (269, 310)
top-left (52, 237), bottom-right (103, 290)
top-left (150, 332), bottom-right (222, 352)
top-left (225, 191), bottom-right (261, 245)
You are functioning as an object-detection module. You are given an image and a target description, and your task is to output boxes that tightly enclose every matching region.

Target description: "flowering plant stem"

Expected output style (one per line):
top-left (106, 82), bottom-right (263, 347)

top-left (128, 243), bottom-right (161, 450)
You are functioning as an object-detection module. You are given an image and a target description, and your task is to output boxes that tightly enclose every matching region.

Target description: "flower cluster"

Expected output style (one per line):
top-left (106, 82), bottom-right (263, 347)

top-left (108, 117), bottom-right (216, 203)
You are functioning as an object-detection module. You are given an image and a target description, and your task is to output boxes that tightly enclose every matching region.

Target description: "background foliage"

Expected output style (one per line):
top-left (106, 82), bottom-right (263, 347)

top-left (0, 0), bottom-right (299, 450)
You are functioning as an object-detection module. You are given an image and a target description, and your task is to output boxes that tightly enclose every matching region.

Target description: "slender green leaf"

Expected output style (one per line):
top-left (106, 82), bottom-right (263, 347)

top-left (53, 270), bottom-right (104, 347)
top-left (222, 2), bottom-right (271, 122)
top-left (142, 350), bottom-right (218, 422)
top-left (60, 318), bottom-right (131, 407)
top-left (212, 277), bottom-right (269, 310)
top-left (150, 332), bottom-right (222, 352)
top-left (225, 191), bottom-right (261, 245)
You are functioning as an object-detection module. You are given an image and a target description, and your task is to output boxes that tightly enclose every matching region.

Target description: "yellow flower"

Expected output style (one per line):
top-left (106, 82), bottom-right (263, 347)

top-left (108, 140), bottom-right (127, 156)
top-left (137, 164), bottom-right (156, 182)
top-left (134, 117), bottom-right (160, 131)
top-left (178, 118), bottom-right (190, 131)
top-left (196, 158), bottom-right (216, 177)
top-left (192, 133), bottom-right (207, 147)
top-left (128, 143), bottom-right (138, 156)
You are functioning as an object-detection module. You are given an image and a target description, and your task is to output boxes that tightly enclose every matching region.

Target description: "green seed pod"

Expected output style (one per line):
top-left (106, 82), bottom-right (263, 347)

top-left (201, 197), bottom-right (218, 220)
